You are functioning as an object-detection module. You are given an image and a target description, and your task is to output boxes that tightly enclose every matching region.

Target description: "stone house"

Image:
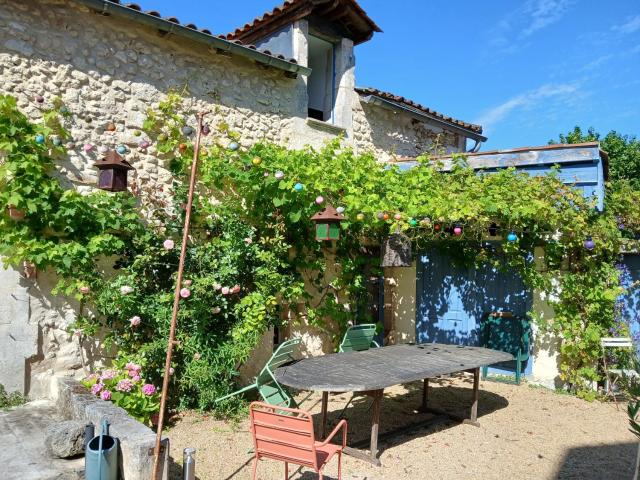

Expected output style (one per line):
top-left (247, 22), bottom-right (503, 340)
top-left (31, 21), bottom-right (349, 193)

top-left (3, 0), bottom-right (550, 399)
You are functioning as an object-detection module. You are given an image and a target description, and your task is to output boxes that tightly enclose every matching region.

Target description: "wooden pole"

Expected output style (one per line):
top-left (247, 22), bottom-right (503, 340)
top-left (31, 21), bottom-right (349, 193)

top-left (151, 112), bottom-right (206, 480)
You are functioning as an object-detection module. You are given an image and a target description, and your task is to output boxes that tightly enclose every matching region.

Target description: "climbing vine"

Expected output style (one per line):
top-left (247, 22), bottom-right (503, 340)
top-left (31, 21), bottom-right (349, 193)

top-left (1, 92), bottom-right (640, 410)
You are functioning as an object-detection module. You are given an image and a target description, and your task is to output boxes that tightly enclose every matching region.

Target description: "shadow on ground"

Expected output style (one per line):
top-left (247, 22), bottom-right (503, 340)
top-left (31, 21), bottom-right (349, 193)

top-left (555, 442), bottom-right (637, 479)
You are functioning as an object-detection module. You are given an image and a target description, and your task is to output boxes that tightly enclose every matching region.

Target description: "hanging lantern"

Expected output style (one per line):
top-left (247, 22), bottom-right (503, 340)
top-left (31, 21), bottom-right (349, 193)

top-left (488, 223), bottom-right (498, 236)
top-left (311, 204), bottom-right (344, 241)
top-left (584, 236), bottom-right (595, 250)
top-left (94, 150), bottom-right (134, 192)
top-left (381, 232), bottom-right (412, 267)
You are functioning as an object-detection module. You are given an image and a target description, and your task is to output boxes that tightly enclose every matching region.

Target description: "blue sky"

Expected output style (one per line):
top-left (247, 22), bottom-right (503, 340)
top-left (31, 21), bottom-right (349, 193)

top-left (136, 0), bottom-right (639, 150)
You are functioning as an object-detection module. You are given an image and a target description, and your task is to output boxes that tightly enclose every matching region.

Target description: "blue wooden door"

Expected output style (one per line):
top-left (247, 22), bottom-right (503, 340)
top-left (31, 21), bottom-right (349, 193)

top-left (620, 255), bottom-right (640, 343)
top-left (416, 250), bottom-right (532, 346)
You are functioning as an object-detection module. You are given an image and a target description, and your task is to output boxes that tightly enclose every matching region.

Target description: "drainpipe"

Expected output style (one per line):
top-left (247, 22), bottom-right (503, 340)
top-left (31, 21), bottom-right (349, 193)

top-left (467, 138), bottom-right (482, 153)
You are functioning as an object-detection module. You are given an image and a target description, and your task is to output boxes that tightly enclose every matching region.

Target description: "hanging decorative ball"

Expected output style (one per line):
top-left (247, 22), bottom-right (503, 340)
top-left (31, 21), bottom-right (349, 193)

top-left (252, 156), bottom-right (262, 166)
top-left (315, 196), bottom-right (324, 205)
top-left (98, 145), bottom-right (109, 154)
top-left (377, 212), bottom-right (385, 220)
top-left (584, 236), bottom-right (595, 250)
top-left (434, 223), bottom-right (441, 232)
top-left (336, 206), bottom-right (345, 214)
top-left (228, 141), bottom-right (239, 151)
top-left (293, 182), bottom-right (304, 192)
top-left (66, 142), bottom-right (75, 150)
top-left (394, 213), bottom-right (402, 221)
top-left (507, 231), bottom-right (518, 242)
top-left (59, 106), bottom-right (69, 114)
top-left (83, 143), bottom-right (94, 152)
top-left (263, 171), bottom-right (270, 177)
top-left (409, 218), bottom-right (418, 227)
top-left (35, 95), bottom-right (44, 103)
top-left (139, 140), bottom-right (150, 150)
top-left (489, 223), bottom-right (498, 236)
top-left (179, 143), bottom-right (187, 153)
top-left (182, 125), bottom-right (194, 136)
top-left (274, 170), bottom-right (285, 180)
top-left (133, 130), bottom-right (141, 137)
top-left (116, 145), bottom-right (127, 155)
top-left (453, 225), bottom-right (463, 236)
top-left (52, 137), bottom-right (62, 147)
top-left (383, 213), bottom-right (390, 221)
top-left (35, 134), bottom-right (45, 144)
top-left (356, 213), bottom-right (365, 221)
top-left (202, 124), bottom-right (210, 135)
top-left (157, 133), bottom-right (167, 142)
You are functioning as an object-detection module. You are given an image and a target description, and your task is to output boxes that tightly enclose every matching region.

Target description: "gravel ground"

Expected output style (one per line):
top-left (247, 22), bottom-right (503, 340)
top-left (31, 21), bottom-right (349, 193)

top-left (167, 374), bottom-right (638, 480)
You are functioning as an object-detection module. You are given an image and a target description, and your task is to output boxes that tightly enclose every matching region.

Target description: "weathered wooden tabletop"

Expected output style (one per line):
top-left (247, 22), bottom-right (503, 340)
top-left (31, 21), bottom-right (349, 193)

top-left (275, 343), bottom-right (513, 392)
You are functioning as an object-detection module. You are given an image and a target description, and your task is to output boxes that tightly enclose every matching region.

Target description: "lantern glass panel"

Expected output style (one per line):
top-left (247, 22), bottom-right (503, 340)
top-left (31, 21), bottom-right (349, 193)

top-left (98, 169), bottom-right (114, 190)
top-left (328, 222), bottom-right (340, 240)
top-left (315, 223), bottom-right (329, 241)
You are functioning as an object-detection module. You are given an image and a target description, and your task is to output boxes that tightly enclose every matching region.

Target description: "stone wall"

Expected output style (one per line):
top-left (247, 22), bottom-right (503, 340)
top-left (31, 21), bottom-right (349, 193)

top-left (0, 0), bottom-right (463, 396)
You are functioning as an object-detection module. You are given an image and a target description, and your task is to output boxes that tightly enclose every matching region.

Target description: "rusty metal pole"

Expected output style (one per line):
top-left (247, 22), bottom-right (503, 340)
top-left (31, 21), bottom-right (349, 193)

top-left (151, 112), bottom-right (206, 480)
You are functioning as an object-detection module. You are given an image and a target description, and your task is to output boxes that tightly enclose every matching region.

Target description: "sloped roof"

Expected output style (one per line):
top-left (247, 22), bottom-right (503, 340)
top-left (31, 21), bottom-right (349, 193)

top-left (75, 0), bottom-right (310, 76)
top-left (356, 87), bottom-right (484, 136)
top-left (227, 0), bottom-right (382, 46)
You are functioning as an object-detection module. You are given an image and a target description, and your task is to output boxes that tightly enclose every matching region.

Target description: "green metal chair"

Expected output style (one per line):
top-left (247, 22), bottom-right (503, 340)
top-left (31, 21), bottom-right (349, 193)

top-left (337, 324), bottom-right (380, 418)
top-left (215, 337), bottom-right (301, 408)
top-left (480, 313), bottom-right (530, 385)
top-left (338, 324), bottom-right (380, 353)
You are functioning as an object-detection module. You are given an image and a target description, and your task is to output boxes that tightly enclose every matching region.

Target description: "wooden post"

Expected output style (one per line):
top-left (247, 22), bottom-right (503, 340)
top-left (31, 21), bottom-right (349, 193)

top-left (421, 378), bottom-right (429, 411)
top-left (321, 391), bottom-right (329, 438)
top-left (369, 389), bottom-right (383, 460)
top-left (151, 112), bottom-right (207, 480)
top-left (470, 367), bottom-right (479, 423)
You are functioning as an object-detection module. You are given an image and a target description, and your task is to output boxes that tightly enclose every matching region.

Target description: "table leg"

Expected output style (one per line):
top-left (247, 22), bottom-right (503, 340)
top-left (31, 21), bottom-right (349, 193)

top-left (462, 367), bottom-right (480, 427)
top-left (321, 391), bottom-right (329, 438)
top-left (421, 378), bottom-right (429, 411)
top-left (369, 389), bottom-right (383, 460)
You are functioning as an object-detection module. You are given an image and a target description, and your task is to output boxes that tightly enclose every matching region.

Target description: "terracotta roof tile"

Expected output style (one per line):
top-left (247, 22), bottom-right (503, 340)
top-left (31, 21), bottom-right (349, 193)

top-left (355, 87), bottom-right (483, 134)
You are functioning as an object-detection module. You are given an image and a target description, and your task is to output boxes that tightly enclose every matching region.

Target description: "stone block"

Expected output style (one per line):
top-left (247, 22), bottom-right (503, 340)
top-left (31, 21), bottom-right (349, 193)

top-left (45, 420), bottom-right (86, 458)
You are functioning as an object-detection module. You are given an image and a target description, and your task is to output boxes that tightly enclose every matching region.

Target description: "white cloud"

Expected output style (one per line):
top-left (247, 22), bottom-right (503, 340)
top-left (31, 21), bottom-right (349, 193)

top-left (615, 15), bottom-right (640, 34)
top-left (474, 83), bottom-right (579, 132)
top-left (522, 0), bottom-right (572, 37)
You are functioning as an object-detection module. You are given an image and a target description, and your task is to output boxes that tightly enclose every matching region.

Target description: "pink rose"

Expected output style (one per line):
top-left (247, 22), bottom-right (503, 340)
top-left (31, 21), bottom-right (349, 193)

top-left (79, 286), bottom-right (90, 294)
top-left (213, 283), bottom-right (222, 291)
top-left (120, 285), bottom-right (133, 295)
top-left (193, 352), bottom-right (201, 360)
top-left (90, 383), bottom-right (103, 395)
top-left (221, 286), bottom-right (230, 295)
top-left (180, 288), bottom-right (191, 298)
top-left (183, 279), bottom-right (192, 287)
top-left (211, 307), bottom-right (221, 314)
top-left (163, 239), bottom-right (175, 250)
top-left (231, 285), bottom-right (241, 294)
top-left (101, 390), bottom-right (112, 401)
top-left (169, 367), bottom-right (175, 375)
top-left (129, 315), bottom-right (141, 327)
top-left (244, 237), bottom-right (252, 245)
top-left (141, 384), bottom-right (156, 396)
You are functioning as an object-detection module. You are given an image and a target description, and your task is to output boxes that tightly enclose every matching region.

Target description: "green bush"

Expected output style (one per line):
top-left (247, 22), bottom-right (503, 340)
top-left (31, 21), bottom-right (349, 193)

top-left (0, 384), bottom-right (26, 410)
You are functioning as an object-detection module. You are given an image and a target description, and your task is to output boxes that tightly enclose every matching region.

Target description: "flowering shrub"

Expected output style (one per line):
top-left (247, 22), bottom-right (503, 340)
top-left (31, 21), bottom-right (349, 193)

top-left (82, 359), bottom-right (160, 426)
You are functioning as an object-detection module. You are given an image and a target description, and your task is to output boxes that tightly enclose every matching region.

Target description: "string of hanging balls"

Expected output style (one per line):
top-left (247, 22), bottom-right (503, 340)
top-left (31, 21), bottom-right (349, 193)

top-left (29, 99), bottom-right (598, 251)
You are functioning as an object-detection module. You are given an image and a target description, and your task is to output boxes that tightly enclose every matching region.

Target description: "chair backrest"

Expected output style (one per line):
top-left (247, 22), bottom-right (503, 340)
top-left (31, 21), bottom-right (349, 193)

top-left (256, 338), bottom-right (301, 408)
top-left (601, 337), bottom-right (634, 348)
top-left (339, 324), bottom-right (377, 352)
top-left (249, 402), bottom-right (317, 469)
top-left (481, 313), bottom-right (530, 361)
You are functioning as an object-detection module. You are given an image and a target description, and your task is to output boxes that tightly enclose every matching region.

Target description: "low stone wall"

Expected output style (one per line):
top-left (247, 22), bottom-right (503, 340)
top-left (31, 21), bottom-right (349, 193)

top-left (55, 377), bottom-right (169, 480)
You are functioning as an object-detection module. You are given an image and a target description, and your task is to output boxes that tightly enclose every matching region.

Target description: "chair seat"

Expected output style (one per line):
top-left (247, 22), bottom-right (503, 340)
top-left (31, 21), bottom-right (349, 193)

top-left (314, 442), bottom-right (342, 467)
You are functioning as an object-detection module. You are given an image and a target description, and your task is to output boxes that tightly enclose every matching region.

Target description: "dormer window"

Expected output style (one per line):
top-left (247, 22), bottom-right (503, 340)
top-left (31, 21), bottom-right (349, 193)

top-left (307, 35), bottom-right (335, 122)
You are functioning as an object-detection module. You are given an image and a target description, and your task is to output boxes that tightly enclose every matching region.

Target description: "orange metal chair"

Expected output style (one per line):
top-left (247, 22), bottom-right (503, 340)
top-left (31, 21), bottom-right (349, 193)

top-left (249, 401), bottom-right (347, 480)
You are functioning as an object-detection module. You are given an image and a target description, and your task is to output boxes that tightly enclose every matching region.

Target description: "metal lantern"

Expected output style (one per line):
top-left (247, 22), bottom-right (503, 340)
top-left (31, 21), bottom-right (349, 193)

top-left (381, 232), bottom-right (412, 267)
top-left (94, 150), bottom-right (134, 192)
top-left (311, 204), bottom-right (344, 241)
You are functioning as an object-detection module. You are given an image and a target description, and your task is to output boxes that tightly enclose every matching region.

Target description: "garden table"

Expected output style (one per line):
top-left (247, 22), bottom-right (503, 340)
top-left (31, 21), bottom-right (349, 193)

top-left (275, 343), bottom-right (513, 466)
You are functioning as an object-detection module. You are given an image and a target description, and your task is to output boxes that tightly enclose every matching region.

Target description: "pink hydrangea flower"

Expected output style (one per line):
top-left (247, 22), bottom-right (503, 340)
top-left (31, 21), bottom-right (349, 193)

top-left (141, 384), bottom-right (156, 396)
top-left (126, 362), bottom-right (141, 373)
top-left (120, 285), bottom-right (134, 295)
top-left (169, 367), bottom-right (175, 375)
top-left (100, 369), bottom-right (116, 380)
top-left (79, 286), bottom-right (90, 294)
top-left (90, 383), bottom-right (103, 395)
top-left (180, 288), bottom-right (191, 298)
top-left (129, 315), bottom-right (141, 327)
top-left (231, 285), bottom-right (241, 294)
top-left (116, 379), bottom-right (133, 392)
top-left (163, 239), bottom-right (175, 250)
top-left (213, 283), bottom-right (222, 291)
top-left (221, 286), bottom-right (230, 295)
top-left (131, 375), bottom-right (141, 382)
top-left (101, 390), bottom-right (111, 401)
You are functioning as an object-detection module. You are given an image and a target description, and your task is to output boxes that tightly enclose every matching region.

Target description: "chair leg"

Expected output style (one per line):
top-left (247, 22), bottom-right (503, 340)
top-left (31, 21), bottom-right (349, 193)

top-left (515, 358), bottom-right (521, 385)
top-left (284, 461), bottom-right (288, 479)
top-left (251, 457), bottom-right (258, 480)
top-left (338, 452), bottom-right (342, 480)
top-left (318, 468), bottom-right (323, 480)
top-left (481, 366), bottom-right (488, 380)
